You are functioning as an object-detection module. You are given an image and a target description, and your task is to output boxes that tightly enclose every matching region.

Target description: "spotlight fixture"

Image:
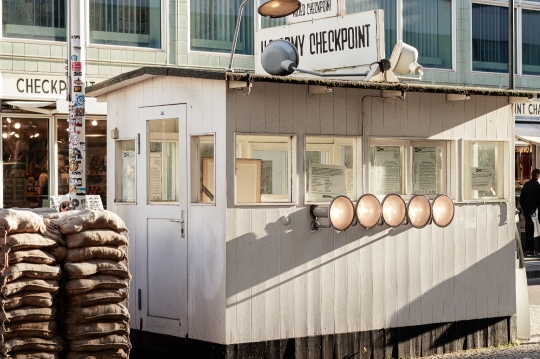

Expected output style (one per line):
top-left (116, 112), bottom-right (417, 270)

top-left (432, 195), bottom-right (455, 228)
top-left (14, 123), bottom-right (20, 129)
top-left (6, 118), bottom-right (11, 123)
top-left (91, 120), bottom-right (98, 126)
top-left (355, 194), bottom-right (382, 229)
top-left (14, 133), bottom-right (19, 138)
top-left (34, 133), bottom-right (39, 137)
top-left (407, 195), bottom-right (432, 229)
top-left (30, 135), bottom-right (34, 138)
top-left (310, 195), bottom-right (356, 231)
top-left (2, 133), bottom-right (6, 138)
top-left (381, 194), bottom-right (407, 227)
top-left (9, 132), bottom-right (15, 136)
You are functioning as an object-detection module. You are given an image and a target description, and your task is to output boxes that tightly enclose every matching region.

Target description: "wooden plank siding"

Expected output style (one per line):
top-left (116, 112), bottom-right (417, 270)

top-left (225, 83), bottom-right (516, 344)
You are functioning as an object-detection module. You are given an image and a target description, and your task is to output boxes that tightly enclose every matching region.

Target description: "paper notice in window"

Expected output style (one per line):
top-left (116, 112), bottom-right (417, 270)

top-left (372, 146), bottom-right (401, 194)
top-left (471, 167), bottom-right (494, 191)
top-left (122, 151), bottom-right (136, 202)
top-left (149, 152), bottom-right (162, 201)
top-left (308, 163), bottom-right (347, 201)
top-left (412, 147), bottom-right (438, 194)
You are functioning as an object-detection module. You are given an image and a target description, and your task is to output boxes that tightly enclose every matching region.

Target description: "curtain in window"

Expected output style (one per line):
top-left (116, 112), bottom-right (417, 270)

top-left (403, 0), bottom-right (452, 69)
top-left (522, 9), bottom-right (540, 76)
top-left (89, 0), bottom-right (161, 48)
top-left (190, 0), bottom-right (254, 55)
top-left (472, 4), bottom-right (509, 73)
top-left (346, 0), bottom-right (396, 57)
top-left (2, 0), bottom-right (66, 41)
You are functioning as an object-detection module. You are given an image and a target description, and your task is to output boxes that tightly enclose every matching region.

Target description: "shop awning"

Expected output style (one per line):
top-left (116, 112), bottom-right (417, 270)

top-left (516, 123), bottom-right (540, 146)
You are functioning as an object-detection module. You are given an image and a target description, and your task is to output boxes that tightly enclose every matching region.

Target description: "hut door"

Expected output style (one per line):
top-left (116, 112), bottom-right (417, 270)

top-left (137, 104), bottom-right (188, 337)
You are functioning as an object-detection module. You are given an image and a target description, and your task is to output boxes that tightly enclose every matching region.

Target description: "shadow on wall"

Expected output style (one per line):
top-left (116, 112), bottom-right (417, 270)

top-left (226, 202), bottom-right (517, 358)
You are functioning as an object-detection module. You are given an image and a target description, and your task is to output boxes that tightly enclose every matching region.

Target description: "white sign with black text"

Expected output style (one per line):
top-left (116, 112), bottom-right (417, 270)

top-left (256, 10), bottom-right (384, 77)
top-left (515, 102), bottom-right (540, 118)
top-left (287, 0), bottom-right (339, 24)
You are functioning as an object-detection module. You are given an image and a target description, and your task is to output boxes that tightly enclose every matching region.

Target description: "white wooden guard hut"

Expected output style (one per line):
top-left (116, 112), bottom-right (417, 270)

top-left (86, 67), bottom-right (539, 359)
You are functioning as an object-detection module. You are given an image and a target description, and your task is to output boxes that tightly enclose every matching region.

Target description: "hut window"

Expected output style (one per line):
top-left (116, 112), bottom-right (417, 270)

top-left (191, 135), bottom-right (215, 204)
top-left (114, 139), bottom-right (136, 203)
top-left (305, 136), bottom-right (359, 203)
top-left (463, 141), bottom-right (506, 200)
top-left (235, 134), bottom-right (293, 204)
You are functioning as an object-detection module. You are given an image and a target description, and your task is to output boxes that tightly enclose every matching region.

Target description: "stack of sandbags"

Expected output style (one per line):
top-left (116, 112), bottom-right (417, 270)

top-left (49, 209), bottom-right (131, 359)
top-left (0, 209), bottom-right (63, 358)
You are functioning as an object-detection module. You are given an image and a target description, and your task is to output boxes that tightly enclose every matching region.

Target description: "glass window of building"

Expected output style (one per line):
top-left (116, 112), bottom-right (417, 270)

top-left (57, 118), bottom-right (108, 207)
top-left (305, 136), bottom-right (358, 203)
top-left (463, 141), bottom-right (506, 200)
top-left (235, 135), bottom-right (293, 204)
top-left (115, 139), bottom-right (136, 203)
top-left (191, 135), bottom-right (215, 203)
top-left (89, 0), bottom-right (161, 48)
top-left (370, 144), bottom-right (405, 195)
top-left (2, 0), bottom-right (66, 41)
top-left (2, 117), bottom-right (49, 208)
top-left (190, 0), bottom-right (254, 55)
top-left (522, 9), bottom-right (540, 76)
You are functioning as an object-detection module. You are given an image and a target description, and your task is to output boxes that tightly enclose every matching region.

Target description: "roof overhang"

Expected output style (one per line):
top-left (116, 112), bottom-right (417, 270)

top-left (516, 123), bottom-right (540, 146)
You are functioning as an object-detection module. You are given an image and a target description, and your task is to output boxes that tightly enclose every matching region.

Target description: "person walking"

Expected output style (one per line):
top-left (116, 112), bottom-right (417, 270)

top-left (520, 168), bottom-right (540, 256)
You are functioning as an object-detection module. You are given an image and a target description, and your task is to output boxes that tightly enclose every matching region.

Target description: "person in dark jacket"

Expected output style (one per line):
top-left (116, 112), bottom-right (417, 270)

top-left (520, 168), bottom-right (540, 256)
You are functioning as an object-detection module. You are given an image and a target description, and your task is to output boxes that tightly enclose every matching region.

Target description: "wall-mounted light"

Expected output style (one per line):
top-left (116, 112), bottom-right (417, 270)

top-left (14, 123), bottom-right (20, 129)
top-left (432, 194), bottom-right (455, 227)
top-left (2, 133), bottom-right (6, 138)
top-left (355, 194), bottom-right (382, 229)
top-left (407, 195), bottom-right (432, 229)
top-left (14, 133), bottom-right (19, 138)
top-left (310, 195), bottom-right (355, 232)
top-left (34, 133), bottom-right (39, 137)
top-left (6, 118), bottom-right (11, 123)
top-left (9, 132), bottom-right (15, 136)
top-left (91, 120), bottom-right (98, 126)
top-left (381, 194), bottom-right (407, 227)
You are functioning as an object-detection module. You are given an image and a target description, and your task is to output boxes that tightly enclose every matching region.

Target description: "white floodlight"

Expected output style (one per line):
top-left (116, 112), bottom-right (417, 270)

top-left (310, 195), bottom-right (356, 232)
top-left (355, 194), bottom-right (382, 229)
top-left (381, 194), bottom-right (407, 227)
top-left (432, 195), bottom-right (455, 228)
top-left (407, 195), bottom-right (432, 229)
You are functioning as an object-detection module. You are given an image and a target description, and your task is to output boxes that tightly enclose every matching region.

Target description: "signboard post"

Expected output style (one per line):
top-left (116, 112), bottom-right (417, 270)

top-left (67, 0), bottom-right (86, 210)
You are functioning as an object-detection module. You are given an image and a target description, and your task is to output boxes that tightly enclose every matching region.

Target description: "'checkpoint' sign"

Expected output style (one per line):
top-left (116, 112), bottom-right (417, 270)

top-left (515, 102), bottom-right (540, 117)
top-left (256, 10), bottom-right (384, 77)
top-left (287, 0), bottom-right (339, 24)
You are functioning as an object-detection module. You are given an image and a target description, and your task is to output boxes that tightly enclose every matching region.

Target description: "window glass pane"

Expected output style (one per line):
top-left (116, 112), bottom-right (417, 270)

top-left (2, 0), bottom-right (66, 41)
top-left (412, 146), bottom-right (443, 195)
top-left (370, 145), bottom-right (405, 194)
top-left (472, 4), bottom-right (516, 73)
top-left (305, 136), bottom-right (357, 203)
top-left (191, 135), bottom-right (215, 203)
top-left (235, 135), bottom-right (291, 204)
top-left (190, 0), bottom-right (254, 55)
top-left (346, 0), bottom-right (396, 56)
top-left (89, 0), bottom-right (161, 48)
top-left (464, 141), bottom-right (505, 200)
top-left (403, 0), bottom-right (452, 69)
top-left (261, 16), bottom-right (286, 29)
top-left (113, 139), bottom-right (136, 203)
top-left (522, 9), bottom-right (540, 76)
top-left (147, 119), bottom-right (179, 203)
top-left (2, 117), bottom-right (49, 208)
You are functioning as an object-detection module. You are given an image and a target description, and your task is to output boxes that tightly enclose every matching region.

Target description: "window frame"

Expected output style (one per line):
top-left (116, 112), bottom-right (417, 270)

top-left (234, 133), bottom-right (296, 206)
top-left (114, 137), bottom-right (137, 205)
top-left (190, 133), bottom-right (216, 205)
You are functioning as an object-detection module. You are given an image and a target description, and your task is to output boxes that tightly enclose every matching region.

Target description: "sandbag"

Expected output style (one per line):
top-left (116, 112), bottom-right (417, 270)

top-left (68, 334), bottom-right (130, 352)
top-left (51, 210), bottom-right (127, 235)
top-left (46, 246), bottom-right (67, 262)
top-left (66, 230), bottom-right (128, 249)
top-left (1, 278), bottom-right (59, 297)
top-left (65, 275), bottom-right (127, 296)
top-left (66, 246), bottom-right (125, 263)
top-left (1, 335), bottom-right (62, 354)
top-left (42, 210), bottom-right (82, 221)
top-left (66, 350), bottom-right (127, 359)
top-left (0, 249), bottom-right (56, 266)
top-left (0, 352), bottom-right (60, 359)
top-left (0, 306), bottom-right (57, 323)
top-left (68, 289), bottom-right (127, 307)
top-left (2, 291), bottom-right (54, 310)
top-left (65, 304), bottom-right (129, 324)
top-left (0, 263), bottom-right (61, 283)
top-left (64, 260), bottom-right (129, 279)
top-left (42, 219), bottom-right (66, 246)
top-left (3, 320), bottom-right (57, 339)
top-left (0, 209), bottom-right (46, 235)
top-left (64, 321), bottom-right (129, 340)
top-left (1, 233), bottom-right (58, 252)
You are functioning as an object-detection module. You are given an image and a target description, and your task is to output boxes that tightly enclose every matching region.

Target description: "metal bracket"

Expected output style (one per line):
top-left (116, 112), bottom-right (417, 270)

top-left (228, 79), bottom-right (252, 95)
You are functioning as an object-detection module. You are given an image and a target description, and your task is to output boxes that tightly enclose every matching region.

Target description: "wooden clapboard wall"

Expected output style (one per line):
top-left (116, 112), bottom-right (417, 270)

top-left (105, 76), bottom-right (228, 345)
top-left (225, 82), bottom-right (516, 345)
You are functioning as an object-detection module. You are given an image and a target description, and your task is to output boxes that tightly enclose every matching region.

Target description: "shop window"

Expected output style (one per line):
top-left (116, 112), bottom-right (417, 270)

top-left (147, 119), bottom-right (179, 204)
top-left (2, 0), bottom-right (66, 41)
top-left (369, 139), bottom-right (447, 197)
top-left (235, 134), bottom-right (293, 204)
top-left (191, 135), bottom-right (215, 203)
top-left (463, 141), bottom-right (506, 200)
top-left (305, 136), bottom-right (358, 203)
top-left (89, 0), bottom-right (161, 48)
top-left (2, 117), bottom-right (49, 209)
top-left (115, 139), bottom-right (136, 203)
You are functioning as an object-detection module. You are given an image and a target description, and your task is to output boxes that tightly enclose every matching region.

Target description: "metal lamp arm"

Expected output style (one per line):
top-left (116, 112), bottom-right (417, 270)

top-left (227, 0), bottom-right (251, 72)
top-left (281, 59), bottom-right (368, 77)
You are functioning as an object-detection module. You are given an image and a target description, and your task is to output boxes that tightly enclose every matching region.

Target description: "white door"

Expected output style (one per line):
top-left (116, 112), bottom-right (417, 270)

top-left (137, 105), bottom-right (187, 337)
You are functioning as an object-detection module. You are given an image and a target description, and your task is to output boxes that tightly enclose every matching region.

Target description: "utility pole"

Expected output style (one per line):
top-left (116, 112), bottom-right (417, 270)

top-left (67, 0), bottom-right (86, 210)
top-left (508, 0), bottom-right (515, 90)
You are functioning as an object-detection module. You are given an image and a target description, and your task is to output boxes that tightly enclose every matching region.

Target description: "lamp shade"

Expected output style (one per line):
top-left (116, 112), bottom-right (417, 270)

top-left (381, 194), bottom-right (406, 227)
top-left (258, 0), bottom-right (302, 18)
top-left (432, 194), bottom-right (454, 227)
top-left (329, 196), bottom-right (355, 231)
top-left (407, 195), bottom-right (432, 228)
top-left (355, 194), bottom-right (382, 229)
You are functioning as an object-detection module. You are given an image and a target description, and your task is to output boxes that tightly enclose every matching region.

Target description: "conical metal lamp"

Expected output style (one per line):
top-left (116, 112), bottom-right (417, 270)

top-left (259, 0), bottom-right (302, 17)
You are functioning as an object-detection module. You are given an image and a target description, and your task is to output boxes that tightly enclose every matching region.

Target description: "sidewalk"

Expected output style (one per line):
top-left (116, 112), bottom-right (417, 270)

top-left (525, 256), bottom-right (540, 279)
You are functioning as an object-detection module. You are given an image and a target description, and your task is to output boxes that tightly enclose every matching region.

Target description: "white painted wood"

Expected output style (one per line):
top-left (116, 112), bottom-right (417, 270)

top-left (465, 205), bottom-right (478, 320)
top-left (372, 228), bottom-right (387, 329)
top-left (346, 228), bottom-right (361, 332)
top-left (431, 223), bottom-right (444, 323)
top-left (396, 225), bottom-right (410, 327)
top-left (359, 228), bottom-right (374, 331)
top-left (334, 230), bottom-right (348, 333)
top-left (385, 227), bottom-right (398, 328)
top-left (420, 226), bottom-right (433, 324)
top-left (279, 207), bottom-right (295, 338)
top-left (408, 225), bottom-right (422, 326)
top-left (486, 204), bottom-right (500, 318)
top-left (251, 208), bottom-right (267, 342)
top-left (307, 215), bottom-right (322, 335)
top-left (476, 205), bottom-right (489, 319)
top-left (443, 214), bottom-right (456, 323)
top-left (454, 205), bottom-right (467, 321)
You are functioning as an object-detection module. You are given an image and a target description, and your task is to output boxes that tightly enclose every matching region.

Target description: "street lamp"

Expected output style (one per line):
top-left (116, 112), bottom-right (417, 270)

top-left (227, 0), bottom-right (302, 72)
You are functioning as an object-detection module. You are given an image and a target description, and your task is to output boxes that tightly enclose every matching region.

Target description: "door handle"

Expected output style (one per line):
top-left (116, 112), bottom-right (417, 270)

top-left (170, 211), bottom-right (185, 238)
top-left (170, 219), bottom-right (184, 223)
